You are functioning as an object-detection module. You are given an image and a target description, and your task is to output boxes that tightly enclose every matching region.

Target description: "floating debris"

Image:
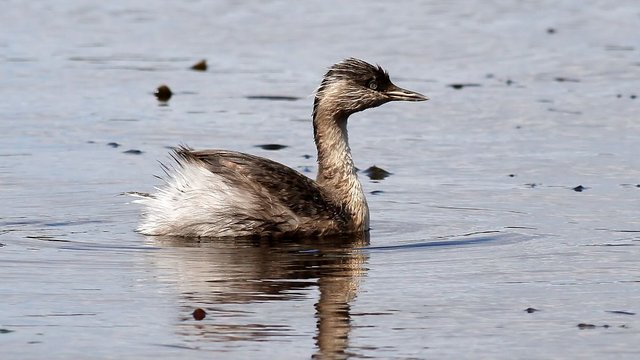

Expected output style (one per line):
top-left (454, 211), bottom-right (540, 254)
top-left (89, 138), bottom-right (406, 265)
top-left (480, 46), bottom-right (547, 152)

top-left (524, 307), bottom-right (539, 313)
top-left (107, 142), bottom-right (120, 148)
top-left (370, 190), bottom-right (384, 195)
top-left (256, 144), bottom-right (288, 151)
top-left (448, 83), bottom-right (481, 90)
top-left (190, 59), bottom-right (207, 71)
top-left (123, 149), bottom-right (143, 155)
top-left (508, 174), bottom-right (516, 178)
top-left (548, 108), bottom-right (582, 115)
top-left (363, 165), bottom-right (391, 181)
top-left (546, 27), bottom-right (556, 34)
top-left (155, 84), bottom-right (173, 102)
top-left (554, 77), bottom-right (580, 83)
top-left (192, 308), bottom-right (206, 321)
top-left (577, 323), bottom-right (597, 329)
top-left (246, 95), bottom-right (300, 101)
top-left (572, 185), bottom-right (587, 192)
top-left (606, 310), bottom-right (636, 316)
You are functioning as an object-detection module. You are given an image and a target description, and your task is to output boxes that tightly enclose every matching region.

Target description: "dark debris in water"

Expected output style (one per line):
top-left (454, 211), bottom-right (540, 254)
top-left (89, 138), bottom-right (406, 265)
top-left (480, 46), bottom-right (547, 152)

top-left (577, 323), bottom-right (597, 329)
top-left (246, 95), bottom-right (300, 101)
top-left (0, 329), bottom-right (15, 334)
top-left (572, 185), bottom-right (587, 192)
top-left (548, 108), bottom-right (582, 115)
top-left (123, 149), bottom-right (143, 155)
top-left (25, 235), bottom-right (70, 243)
top-left (190, 59), bottom-right (207, 71)
top-left (297, 165), bottom-right (312, 173)
top-left (546, 27), bottom-right (556, 34)
top-left (448, 83), bottom-right (481, 90)
top-left (370, 190), bottom-right (384, 195)
top-left (554, 77), bottom-right (580, 83)
top-left (107, 142), bottom-right (120, 148)
top-left (524, 307), bottom-right (539, 313)
top-left (363, 165), bottom-right (391, 181)
top-left (255, 144), bottom-right (288, 151)
top-left (606, 310), bottom-right (636, 316)
top-left (577, 323), bottom-right (622, 330)
top-left (155, 84), bottom-right (173, 102)
top-left (192, 308), bottom-right (206, 321)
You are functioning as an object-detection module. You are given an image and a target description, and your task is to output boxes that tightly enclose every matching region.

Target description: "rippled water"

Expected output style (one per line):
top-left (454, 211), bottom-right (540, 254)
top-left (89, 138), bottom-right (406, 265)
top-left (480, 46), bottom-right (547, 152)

top-left (1, 1), bottom-right (639, 359)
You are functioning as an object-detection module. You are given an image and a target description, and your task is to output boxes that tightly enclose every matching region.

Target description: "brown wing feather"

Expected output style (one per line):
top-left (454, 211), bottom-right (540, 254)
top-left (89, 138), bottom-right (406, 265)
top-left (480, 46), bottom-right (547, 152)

top-left (175, 146), bottom-right (348, 228)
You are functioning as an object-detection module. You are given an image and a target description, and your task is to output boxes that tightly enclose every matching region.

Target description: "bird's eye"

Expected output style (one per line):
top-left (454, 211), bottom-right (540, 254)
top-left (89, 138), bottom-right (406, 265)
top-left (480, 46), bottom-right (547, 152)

top-left (368, 80), bottom-right (378, 90)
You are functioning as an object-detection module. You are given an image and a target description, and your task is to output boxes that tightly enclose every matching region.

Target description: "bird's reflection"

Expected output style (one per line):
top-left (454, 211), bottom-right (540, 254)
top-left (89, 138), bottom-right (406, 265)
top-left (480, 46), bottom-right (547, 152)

top-left (147, 232), bottom-right (369, 359)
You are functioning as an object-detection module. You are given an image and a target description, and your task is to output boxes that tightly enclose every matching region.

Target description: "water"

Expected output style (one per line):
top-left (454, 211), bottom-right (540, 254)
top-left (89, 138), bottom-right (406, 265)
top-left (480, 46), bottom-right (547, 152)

top-left (1, 1), bottom-right (639, 358)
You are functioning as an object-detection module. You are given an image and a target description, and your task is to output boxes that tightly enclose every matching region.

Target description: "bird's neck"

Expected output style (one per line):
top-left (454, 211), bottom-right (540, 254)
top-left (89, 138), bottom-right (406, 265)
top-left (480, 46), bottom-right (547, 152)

top-left (313, 100), bottom-right (369, 230)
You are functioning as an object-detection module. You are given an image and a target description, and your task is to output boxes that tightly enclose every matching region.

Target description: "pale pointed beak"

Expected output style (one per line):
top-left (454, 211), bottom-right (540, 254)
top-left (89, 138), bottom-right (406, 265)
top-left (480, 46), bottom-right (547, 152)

top-left (385, 84), bottom-right (429, 102)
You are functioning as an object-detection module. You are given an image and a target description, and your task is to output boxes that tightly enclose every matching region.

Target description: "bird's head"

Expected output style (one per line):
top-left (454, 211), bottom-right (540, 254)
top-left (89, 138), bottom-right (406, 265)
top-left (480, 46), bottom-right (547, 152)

top-left (314, 58), bottom-right (428, 118)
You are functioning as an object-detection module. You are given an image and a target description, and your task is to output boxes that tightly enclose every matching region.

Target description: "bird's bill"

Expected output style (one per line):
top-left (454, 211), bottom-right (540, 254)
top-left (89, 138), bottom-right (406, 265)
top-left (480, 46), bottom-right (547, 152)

top-left (385, 84), bottom-right (429, 101)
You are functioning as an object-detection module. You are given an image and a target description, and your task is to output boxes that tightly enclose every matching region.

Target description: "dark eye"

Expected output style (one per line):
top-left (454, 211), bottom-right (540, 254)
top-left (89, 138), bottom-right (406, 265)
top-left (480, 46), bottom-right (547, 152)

top-left (368, 80), bottom-right (378, 90)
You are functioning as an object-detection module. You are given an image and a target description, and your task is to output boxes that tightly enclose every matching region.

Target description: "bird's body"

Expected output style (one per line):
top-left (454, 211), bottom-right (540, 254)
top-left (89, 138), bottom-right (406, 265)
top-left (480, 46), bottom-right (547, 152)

top-left (135, 58), bottom-right (427, 238)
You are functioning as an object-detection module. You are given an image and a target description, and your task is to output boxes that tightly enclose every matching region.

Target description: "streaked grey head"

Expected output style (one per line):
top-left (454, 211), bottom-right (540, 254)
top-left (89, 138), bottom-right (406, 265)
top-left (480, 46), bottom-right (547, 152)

top-left (314, 58), bottom-right (428, 117)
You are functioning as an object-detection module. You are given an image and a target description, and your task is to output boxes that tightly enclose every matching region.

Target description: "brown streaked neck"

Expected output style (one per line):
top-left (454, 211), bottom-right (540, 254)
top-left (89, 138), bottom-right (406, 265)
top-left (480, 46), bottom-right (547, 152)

top-left (312, 98), bottom-right (369, 229)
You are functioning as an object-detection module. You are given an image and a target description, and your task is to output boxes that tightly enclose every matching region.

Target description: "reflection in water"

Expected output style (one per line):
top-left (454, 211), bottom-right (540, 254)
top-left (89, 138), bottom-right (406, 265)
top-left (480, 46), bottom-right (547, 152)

top-left (148, 232), bottom-right (369, 359)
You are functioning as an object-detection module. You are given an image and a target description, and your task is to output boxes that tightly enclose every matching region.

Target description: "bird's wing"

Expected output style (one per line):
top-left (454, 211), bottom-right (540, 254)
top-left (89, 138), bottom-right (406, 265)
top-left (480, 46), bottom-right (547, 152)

top-left (174, 146), bottom-right (346, 224)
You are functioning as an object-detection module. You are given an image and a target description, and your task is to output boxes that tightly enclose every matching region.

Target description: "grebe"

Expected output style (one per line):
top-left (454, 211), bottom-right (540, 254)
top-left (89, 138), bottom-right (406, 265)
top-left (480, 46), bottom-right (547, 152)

top-left (135, 58), bottom-right (428, 238)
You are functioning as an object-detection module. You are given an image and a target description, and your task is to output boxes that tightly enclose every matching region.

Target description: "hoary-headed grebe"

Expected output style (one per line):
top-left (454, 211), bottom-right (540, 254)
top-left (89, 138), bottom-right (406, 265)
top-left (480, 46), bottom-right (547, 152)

top-left (135, 58), bottom-right (428, 238)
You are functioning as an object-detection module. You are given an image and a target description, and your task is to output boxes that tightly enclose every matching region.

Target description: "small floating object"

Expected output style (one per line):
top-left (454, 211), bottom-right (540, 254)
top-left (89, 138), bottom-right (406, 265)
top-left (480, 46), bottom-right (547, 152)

top-left (245, 95), bottom-right (300, 101)
top-left (190, 59), bottom-right (207, 71)
top-left (192, 308), bottom-right (206, 321)
top-left (155, 84), bottom-right (173, 102)
top-left (572, 185), bottom-right (587, 192)
top-left (123, 149), bottom-right (143, 155)
top-left (546, 27), bottom-right (556, 34)
top-left (363, 165), bottom-right (391, 180)
top-left (554, 77), bottom-right (580, 83)
top-left (577, 323), bottom-right (596, 329)
top-left (255, 144), bottom-right (288, 151)
top-left (107, 142), bottom-right (120, 148)
top-left (606, 310), bottom-right (636, 315)
top-left (370, 190), bottom-right (384, 195)
top-left (448, 83), bottom-right (481, 90)
top-left (524, 307), bottom-right (539, 313)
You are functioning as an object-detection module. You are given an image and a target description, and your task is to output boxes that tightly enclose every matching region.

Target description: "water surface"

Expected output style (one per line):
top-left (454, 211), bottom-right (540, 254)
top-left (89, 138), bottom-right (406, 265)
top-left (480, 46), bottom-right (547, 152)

top-left (1, 1), bottom-right (639, 359)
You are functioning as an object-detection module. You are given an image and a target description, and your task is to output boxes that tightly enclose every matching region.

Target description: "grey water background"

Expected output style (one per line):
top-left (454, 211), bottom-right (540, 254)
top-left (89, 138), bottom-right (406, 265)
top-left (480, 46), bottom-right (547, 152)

top-left (1, 1), bottom-right (639, 359)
